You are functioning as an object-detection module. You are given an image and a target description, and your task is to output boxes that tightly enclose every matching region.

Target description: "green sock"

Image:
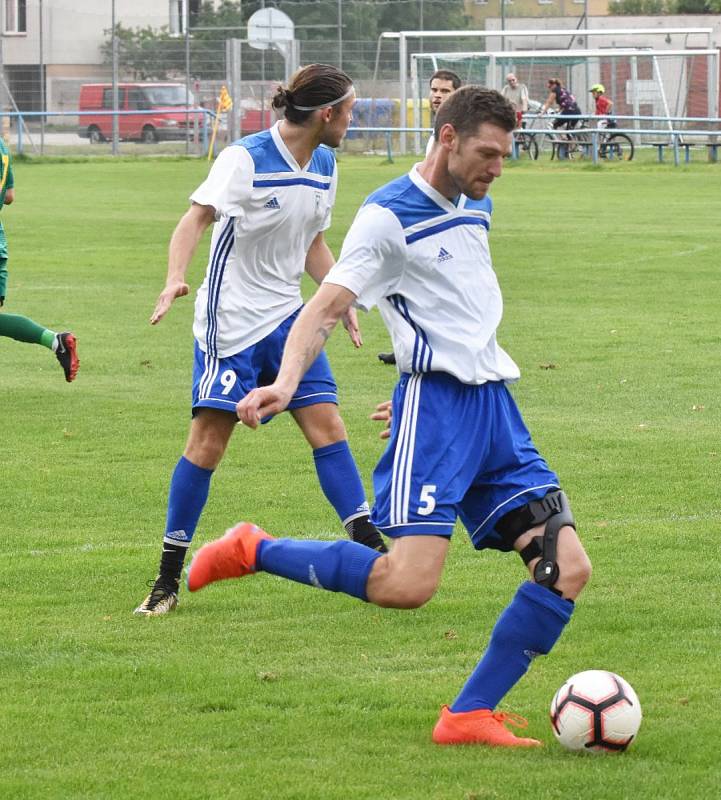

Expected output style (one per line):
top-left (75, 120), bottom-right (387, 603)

top-left (0, 313), bottom-right (56, 349)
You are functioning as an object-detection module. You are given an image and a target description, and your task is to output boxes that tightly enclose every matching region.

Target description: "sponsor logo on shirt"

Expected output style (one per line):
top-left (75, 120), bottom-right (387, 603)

top-left (264, 196), bottom-right (281, 209)
top-left (437, 246), bottom-right (453, 262)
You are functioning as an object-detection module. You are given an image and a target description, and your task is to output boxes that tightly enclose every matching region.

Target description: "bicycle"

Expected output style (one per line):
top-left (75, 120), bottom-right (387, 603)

top-left (514, 129), bottom-right (539, 160)
top-left (515, 109), bottom-right (562, 161)
top-left (551, 121), bottom-right (634, 162)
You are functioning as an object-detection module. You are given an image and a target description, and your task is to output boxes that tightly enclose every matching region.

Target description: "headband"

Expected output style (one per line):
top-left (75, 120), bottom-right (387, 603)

top-left (290, 85), bottom-right (354, 112)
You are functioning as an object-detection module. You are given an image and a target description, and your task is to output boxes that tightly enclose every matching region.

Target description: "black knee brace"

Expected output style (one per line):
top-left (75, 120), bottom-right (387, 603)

top-left (496, 490), bottom-right (575, 588)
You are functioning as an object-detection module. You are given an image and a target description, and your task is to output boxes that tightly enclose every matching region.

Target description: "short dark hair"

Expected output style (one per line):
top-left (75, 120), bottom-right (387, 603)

top-left (433, 86), bottom-right (516, 139)
top-left (430, 69), bottom-right (462, 90)
top-left (272, 64), bottom-right (353, 125)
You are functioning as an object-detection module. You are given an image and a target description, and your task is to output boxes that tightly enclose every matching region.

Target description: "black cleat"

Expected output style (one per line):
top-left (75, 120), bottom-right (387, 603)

top-left (377, 352), bottom-right (396, 365)
top-left (55, 332), bottom-right (79, 382)
top-left (134, 576), bottom-right (180, 616)
top-left (346, 517), bottom-right (388, 553)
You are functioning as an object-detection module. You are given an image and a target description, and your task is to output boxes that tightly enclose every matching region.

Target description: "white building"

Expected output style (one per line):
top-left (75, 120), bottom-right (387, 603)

top-left (0, 0), bottom-right (208, 110)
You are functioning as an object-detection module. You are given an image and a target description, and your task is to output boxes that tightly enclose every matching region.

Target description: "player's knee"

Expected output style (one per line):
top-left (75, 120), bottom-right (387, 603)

top-left (394, 580), bottom-right (438, 609)
top-left (381, 584), bottom-right (436, 609)
top-left (558, 546), bottom-right (592, 598)
top-left (185, 409), bottom-right (235, 465)
top-left (295, 405), bottom-right (348, 448)
top-left (368, 558), bottom-right (439, 609)
top-left (321, 411), bottom-right (348, 444)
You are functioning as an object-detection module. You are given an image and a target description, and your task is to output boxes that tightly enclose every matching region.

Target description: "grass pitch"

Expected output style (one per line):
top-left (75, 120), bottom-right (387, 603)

top-left (2, 154), bottom-right (720, 799)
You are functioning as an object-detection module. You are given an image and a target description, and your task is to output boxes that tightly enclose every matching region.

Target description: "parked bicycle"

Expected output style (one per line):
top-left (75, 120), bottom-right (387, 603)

top-left (550, 121), bottom-right (634, 162)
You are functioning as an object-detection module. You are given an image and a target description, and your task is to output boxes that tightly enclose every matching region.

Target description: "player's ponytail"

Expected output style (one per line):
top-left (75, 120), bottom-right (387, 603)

top-left (272, 64), bottom-right (353, 125)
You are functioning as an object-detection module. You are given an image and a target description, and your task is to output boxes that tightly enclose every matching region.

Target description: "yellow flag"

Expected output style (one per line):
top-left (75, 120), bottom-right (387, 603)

top-left (219, 86), bottom-right (233, 112)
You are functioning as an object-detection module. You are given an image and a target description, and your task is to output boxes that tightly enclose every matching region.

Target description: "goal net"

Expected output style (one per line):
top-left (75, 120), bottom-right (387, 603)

top-left (411, 48), bottom-right (719, 149)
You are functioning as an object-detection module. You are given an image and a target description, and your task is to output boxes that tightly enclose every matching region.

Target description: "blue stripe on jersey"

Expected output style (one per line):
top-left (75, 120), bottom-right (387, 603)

top-left (252, 178), bottom-right (331, 190)
top-left (308, 144), bottom-right (336, 179)
top-left (389, 294), bottom-right (433, 372)
top-left (463, 195), bottom-right (493, 215)
top-left (405, 216), bottom-right (488, 245)
top-left (233, 131), bottom-right (289, 174)
top-left (232, 131), bottom-right (336, 179)
top-left (363, 174), bottom-right (445, 229)
top-left (205, 219), bottom-right (235, 358)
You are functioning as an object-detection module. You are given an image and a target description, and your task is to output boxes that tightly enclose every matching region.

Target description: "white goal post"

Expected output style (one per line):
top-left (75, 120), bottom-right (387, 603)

top-left (381, 27), bottom-right (717, 153)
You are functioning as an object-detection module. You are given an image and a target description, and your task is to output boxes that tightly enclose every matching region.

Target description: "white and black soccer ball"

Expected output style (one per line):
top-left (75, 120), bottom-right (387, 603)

top-left (550, 670), bottom-right (642, 752)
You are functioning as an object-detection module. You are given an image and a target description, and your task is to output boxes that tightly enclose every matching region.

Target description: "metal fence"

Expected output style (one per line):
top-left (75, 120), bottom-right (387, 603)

top-left (1, 21), bottom-right (719, 158)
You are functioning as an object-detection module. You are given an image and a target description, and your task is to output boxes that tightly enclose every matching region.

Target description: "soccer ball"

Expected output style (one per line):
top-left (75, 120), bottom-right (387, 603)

top-left (550, 670), bottom-right (642, 752)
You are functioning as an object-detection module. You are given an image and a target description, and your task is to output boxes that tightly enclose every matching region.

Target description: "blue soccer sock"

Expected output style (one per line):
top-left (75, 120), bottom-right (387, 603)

top-left (313, 441), bottom-right (370, 525)
top-left (257, 538), bottom-right (382, 601)
top-left (158, 456), bottom-right (214, 582)
top-left (450, 582), bottom-right (574, 713)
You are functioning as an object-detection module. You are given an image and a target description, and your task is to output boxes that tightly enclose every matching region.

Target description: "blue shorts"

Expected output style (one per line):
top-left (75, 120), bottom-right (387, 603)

top-left (191, 308), bottom-right (338, 418)
top-left (370, 373), bottom-right (560, 551)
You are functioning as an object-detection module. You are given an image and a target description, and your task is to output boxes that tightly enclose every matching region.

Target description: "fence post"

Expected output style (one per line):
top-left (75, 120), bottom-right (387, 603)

top-left (591, 130), bottom-right (598, 165)
top-left (202, 111), bottom-right (209, 157)
top-left (385, 130), bottom-right (393, 163)
top-left (673, 133), bottom-right (680, 167)
top-left (17, 115), bottom-right (23, 155)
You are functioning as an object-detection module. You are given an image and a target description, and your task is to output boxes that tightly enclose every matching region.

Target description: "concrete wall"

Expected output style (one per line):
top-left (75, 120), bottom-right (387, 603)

top-left (2, 0), bottom-right (173, 66)
top-left (484, 14), bottom-right (721, 50)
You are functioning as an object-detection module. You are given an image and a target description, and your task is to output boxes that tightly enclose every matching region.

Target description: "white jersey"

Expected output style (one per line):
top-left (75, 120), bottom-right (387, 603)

top-left (190, 122), bottom-right (338, 357)
top-left (324, 164), bottom-right (520, 385)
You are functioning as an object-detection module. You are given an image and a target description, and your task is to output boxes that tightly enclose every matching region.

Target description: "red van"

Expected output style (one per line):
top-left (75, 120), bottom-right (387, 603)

top-left (78, 83), bottom-right (203, 143)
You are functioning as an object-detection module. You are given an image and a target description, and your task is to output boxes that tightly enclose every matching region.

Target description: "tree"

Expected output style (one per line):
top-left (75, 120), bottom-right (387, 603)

top-left (100, 25), bottom-right (186, 81)
top-left (102, 1), bottom-right (473, 83)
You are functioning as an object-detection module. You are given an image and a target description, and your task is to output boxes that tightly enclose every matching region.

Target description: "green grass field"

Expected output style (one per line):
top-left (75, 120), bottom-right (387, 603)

top-left (2, 154), bottom-right (720, 800)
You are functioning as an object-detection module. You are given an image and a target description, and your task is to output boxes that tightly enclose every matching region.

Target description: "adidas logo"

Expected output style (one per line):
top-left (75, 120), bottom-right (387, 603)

top-left (437, 246), bottom-right (453, 262)
top-left (264, 196), bottom-right (280, 209)
top-left (165, 529), bottom-right (191, 542)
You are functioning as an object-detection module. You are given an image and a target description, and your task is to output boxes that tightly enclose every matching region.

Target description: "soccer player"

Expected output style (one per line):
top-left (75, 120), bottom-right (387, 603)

top-left (188, 87), bottom-right (592, 747)
top-left (135, 64), bottom-right (386, 617)
top-left (378, 68), bottom-right (462, 367)
top-left (426, 69), bottom-right (462, 156)
top-left (0, 137), bottom-right (79, 382)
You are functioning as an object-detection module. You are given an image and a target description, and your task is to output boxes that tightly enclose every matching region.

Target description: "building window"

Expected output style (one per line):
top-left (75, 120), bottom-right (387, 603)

top-left (169, 0), bottom-right (200, 35)
top-left (5, 0), bottom-right (27, 34)
top-left (539, 0), bottom-right (554, 4)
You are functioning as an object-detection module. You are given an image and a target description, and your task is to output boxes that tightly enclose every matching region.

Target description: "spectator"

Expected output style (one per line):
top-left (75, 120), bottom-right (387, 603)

top-left (590, 84), bottom-right (616, 128)
top-left (501, 73), bottom-right (529, 127)
top-left (541, 78), bottom-right (582, 130)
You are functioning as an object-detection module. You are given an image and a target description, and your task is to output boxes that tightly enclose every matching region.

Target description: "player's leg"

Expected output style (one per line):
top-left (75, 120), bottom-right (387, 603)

top-left (189, 372), bottom-right (467, 603)
top-left (270, 311), bottom-right (386, 552)
top-left (292, 402), bottom-right (387, 552)
top-left (188, 524), bottom-right (446, 608)
top-left (134, 408), bottom-right (236, 616)
top-left (0, 254), bottom-right (8, 304)
top-left (0, 310), bottom-right (79, 382)
top-left (135, 341), bottom-right (244, 615)
top-left (436, 384), bottom-right (590, 745)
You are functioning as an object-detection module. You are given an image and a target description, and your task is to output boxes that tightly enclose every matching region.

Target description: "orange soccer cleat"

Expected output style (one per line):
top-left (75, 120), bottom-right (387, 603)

top-left (186, 522), bottom-right (273, 593)
top-left (432, 705), bottom-right (542, 747)
top-left (55, 332), bottom-right (79, 382)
